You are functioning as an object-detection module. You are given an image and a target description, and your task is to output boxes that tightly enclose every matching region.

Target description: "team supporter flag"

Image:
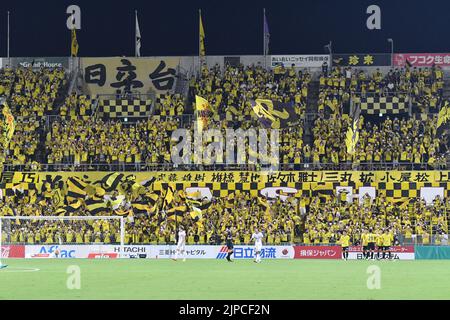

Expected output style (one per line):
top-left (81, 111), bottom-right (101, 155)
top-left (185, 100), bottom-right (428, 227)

top-left (2, 104), bottom-right (15, 148)
top-left (167, 205), bottom-right (186, 222)
top-left (195, 95), bottom-right (213, 132)
top-left (55, 207), bottom-right (68, 216)
top-left (189, 206), bottom-right (203, 222)
top-left (135, 11), bottom-right (141, 57)
top-left (144, 192), bottom-right (159, 206)
top-left (97, 172), bottom-right (124, 192)
top-left (71, 28), bottom-right (79, 57)
top-left (345, 105), bottom-right (361, 155)
top-left (163, 184), bottom-right (175, 209)
top-left (311, 183), bottom-right (334, 202)
top-left (250, 99), bottom-right (298, 128)
top-left (85, 197), bottom-right (109, 215)
top-left (115, 208), bottom-right (133, 216)
top-left (105, 195), bottom-right (125, 210)
top-left (131, 201), bottom-right (155, 216)
top-left (437, 100), bottom-right (450, 136)
top-left (199, 10), bottom-right (206, 57)
top-left (66, 177), bottom-right (89, 200)
top-left (56, 199), bottom-right (83, 216)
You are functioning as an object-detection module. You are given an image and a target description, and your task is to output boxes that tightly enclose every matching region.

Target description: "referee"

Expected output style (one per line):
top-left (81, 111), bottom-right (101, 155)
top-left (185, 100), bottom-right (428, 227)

top-left (225, 227), bottom-right (234, 262)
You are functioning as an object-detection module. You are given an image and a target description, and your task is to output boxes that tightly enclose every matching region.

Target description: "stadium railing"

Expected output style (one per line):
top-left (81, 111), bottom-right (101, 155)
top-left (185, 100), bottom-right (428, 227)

top-left (2, 161), bottom-right (448, 172)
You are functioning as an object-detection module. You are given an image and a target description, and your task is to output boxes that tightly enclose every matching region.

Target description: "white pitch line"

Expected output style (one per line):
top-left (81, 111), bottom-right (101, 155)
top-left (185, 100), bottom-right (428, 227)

top-left (0, 267), bottom-right (40, 273)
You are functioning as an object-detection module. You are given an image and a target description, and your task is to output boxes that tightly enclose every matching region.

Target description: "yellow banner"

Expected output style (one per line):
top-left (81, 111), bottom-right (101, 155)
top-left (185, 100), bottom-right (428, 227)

top-left (1, 171), bottom-right (449, 203)
top-left (4, 171), bottom-right (450, 185)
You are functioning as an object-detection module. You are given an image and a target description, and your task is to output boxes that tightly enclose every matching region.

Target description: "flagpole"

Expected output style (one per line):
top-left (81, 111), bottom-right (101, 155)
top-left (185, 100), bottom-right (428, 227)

top-left (198, 9), bottom-right (201, 75)
top-left (7, 11), bottom-right (10, 59)
top-left (135, 10), bottom-right (137, 57)
top-left (263, 8), bottom-right (266, 68)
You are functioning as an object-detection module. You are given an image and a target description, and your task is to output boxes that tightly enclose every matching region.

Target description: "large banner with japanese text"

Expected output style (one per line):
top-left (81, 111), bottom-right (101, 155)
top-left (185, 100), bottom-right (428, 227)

top-left (348, 246), bottom-right (415, 260)
top-left (393, 53), bottom-right (450, 67)
top-left (270, 55), bottom-right (330, 68)
top-left (332, 54), bottom-right (391, 67)
top-left (294, 245), bottom-right (342, 259)
top-left (1, 171), bottom-right (449, 204)
top-left (81, 57), bottom-right (180, 95)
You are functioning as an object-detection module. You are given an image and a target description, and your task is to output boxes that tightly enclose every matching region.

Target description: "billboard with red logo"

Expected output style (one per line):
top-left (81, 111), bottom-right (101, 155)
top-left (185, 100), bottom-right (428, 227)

top-left (293, 246), bottom-right (342, 259)
top-left (1, 245), bottom-right (25, 258)
top-left (393, 53), bottom-right (450, 67)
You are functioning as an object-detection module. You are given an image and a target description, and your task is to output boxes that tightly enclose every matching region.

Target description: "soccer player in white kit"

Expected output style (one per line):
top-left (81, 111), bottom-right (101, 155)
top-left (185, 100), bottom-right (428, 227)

top-left (173, 226), bottom-right (186, 262)
top-left (251, 228), bottom-right (264, 263)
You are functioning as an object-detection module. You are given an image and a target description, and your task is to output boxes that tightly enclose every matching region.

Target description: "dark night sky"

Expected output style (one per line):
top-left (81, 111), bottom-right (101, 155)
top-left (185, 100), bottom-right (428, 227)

top-left (0, 0), bottom-right (447, 57)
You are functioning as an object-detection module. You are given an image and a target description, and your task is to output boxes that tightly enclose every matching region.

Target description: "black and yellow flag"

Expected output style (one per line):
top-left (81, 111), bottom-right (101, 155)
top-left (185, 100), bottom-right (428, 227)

top-left (2, 103), bottom-right (15, 148)
top-left (437, 100), bottom-right (450, 136)
top-left (64, 199), bottom-right (83, 216)
top-left (131, 201), bottom-right (155, 216)
top-left (345, 105), bottom-right (361, 155)
top-left (189, 206), bottom-right (203, 222)
top-left (85, 197), bottom-right (109, 215)
top-left (195, 95), bottom-right (213, 132)
top-left (67, 177), bottom-right (89, 200)
top-left (199, 10), bottom-right (205, 57)
top-left (71, 28), bottom-right (79, 57)
top-left (145, 192), bottom-right (159, 207)
top-left (311, 183), bottom-right (334, 203)
top-left (55, 207), bottom-right (68, 216)
top-left (167, 205), bottom-right (186, 222)
top-left (95, 172), bottom-right (124, 192)
top-left (52, 189), bottom-right (64, 208)
top-left (163, 184), bottom-right (175, 209)
top-left (250, 99), bottom-right (298, 128)
top-left (115, 208), bottom-right (133, 217)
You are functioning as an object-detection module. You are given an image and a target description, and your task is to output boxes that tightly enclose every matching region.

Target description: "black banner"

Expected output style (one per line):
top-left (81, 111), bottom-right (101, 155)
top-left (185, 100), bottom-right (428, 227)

top-left (332, 54), bottom-right (391, 67)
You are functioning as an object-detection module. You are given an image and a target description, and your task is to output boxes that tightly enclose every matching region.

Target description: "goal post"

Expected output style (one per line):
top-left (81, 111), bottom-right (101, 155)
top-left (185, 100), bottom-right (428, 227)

top-left (0, 216), bottom-right (125, 260)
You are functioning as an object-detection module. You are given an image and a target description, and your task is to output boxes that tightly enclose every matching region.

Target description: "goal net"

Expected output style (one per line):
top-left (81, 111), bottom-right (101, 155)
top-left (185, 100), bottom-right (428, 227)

top-left (0, 216), bottom-right (125, 262)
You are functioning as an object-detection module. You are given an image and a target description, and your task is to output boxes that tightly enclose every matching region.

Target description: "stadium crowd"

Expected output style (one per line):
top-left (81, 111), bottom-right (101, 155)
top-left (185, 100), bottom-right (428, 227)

top-left (0, 64), bottom-right (448, 248)
top-left (318, 65), bottom-right (443, 114)
top-left (0, 65), bottom-right (447, 170)
top-left (191, 63), bottom-right (309, 120)
top-left (303, 193), bottom-right (449, 246)
top-left (311, 113), bottom-right (448, 169)
top-left (0, 188), bottom-right (300, 245)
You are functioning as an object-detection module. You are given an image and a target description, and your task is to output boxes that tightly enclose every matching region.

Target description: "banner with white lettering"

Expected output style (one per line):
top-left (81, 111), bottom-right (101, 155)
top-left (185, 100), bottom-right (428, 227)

top-left (393, 53), bottom-right (450, 67)
top-left (270, 55), bottom-right (329, 68)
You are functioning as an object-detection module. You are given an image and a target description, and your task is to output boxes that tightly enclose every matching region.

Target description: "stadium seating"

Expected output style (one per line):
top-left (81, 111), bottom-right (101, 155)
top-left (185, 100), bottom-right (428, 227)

top-left (0, 63), bottom-right (448, 247)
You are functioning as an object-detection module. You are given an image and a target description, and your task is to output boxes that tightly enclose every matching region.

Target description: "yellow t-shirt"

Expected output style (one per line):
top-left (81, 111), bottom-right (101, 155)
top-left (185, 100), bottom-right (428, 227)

top-left (339, 235), bottom-right (350, 247)
top-left (382, 233), bottom-right (392, 246)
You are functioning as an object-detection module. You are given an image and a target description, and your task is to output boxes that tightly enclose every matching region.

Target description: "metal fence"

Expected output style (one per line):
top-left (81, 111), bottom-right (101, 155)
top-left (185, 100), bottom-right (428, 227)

top-left (2, 161), bottom-right (447, 172)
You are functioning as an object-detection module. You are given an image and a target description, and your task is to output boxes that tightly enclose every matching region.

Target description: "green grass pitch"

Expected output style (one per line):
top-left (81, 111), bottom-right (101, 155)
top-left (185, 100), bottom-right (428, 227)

top-left (1, 259), bottom-right (450, 299)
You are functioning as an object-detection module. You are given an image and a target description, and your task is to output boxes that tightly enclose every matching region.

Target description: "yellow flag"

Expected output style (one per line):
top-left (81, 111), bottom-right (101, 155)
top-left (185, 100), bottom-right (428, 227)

top-left (346, 106), bottom-right (361, 155)
top-left (2, 104), bottom-right (15, 148)
top-left (199, 11), bottom-right (205, 57)
top-left (195, 95), bottom-right (212, 132)
top-left (71, 28), bottom-right (79, 57)
top-left (437, 101), bottom-right (449, 129)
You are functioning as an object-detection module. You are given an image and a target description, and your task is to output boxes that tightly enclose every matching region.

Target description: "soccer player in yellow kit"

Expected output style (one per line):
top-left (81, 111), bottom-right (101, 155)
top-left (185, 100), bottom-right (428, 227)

top-left (339, 230), bottom-right (351, 260)
top-left (361, 229), bottom-right (369, 260)
top-left (382, 229), bottom-right (393, 259)
top-left (367, 228), bottom-right (376, 259)
top-left (376, 230), bottom-right (384, 259)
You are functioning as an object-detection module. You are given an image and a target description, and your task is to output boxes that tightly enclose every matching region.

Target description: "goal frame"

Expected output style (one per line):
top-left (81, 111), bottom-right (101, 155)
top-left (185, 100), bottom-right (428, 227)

top-left (0, 215), bottom-right (125, 261)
